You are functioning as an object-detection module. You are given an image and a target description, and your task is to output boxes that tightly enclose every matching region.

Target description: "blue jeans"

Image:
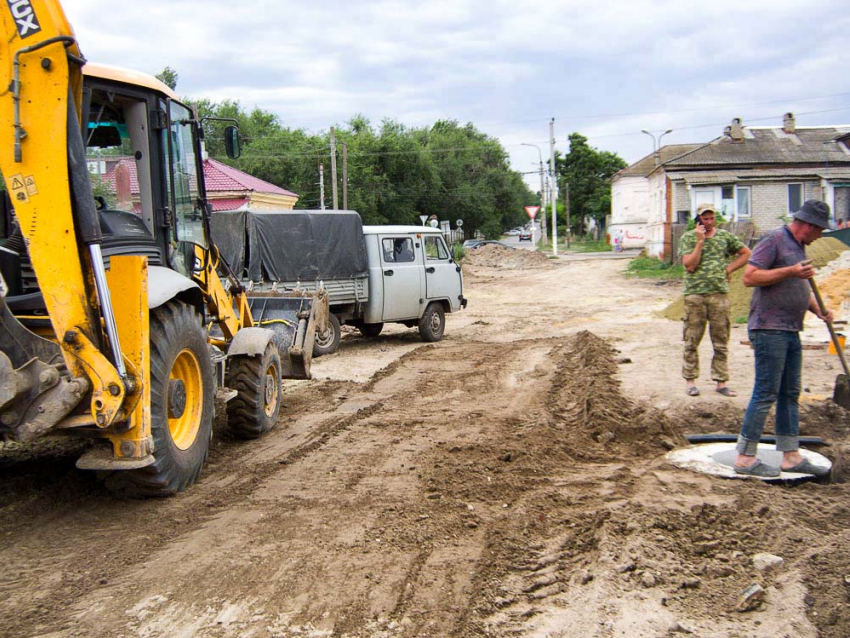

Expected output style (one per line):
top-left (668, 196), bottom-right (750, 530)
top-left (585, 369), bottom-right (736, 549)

top-left (737, 330), bottom-right (802, 455)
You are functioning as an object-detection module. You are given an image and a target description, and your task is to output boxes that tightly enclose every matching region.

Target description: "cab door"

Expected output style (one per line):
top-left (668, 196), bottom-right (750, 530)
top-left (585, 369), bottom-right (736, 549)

top-left (423, 234), bottom-right (461, 310)
top-left (379, 236), bottom-right (423, 320)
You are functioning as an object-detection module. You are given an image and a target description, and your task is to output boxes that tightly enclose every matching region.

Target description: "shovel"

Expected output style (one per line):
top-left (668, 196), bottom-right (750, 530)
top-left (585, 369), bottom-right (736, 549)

top-left (809, 279), bottom-right (850, 408)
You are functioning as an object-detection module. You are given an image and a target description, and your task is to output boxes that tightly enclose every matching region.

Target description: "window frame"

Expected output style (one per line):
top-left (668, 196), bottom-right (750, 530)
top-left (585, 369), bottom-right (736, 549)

top-left (787, 182), bottom-right (803, 213)
top-left (381, 237), bottom-right (416, 264)
top-left (736, 186), bottom-right (752, 219)
top-left (424, 235), bottom-right (449, 260)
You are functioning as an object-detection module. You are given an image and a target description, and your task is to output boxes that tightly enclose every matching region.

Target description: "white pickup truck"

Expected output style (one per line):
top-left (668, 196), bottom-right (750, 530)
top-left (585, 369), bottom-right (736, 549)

top-left (210, 211), bottom-right (467, 356)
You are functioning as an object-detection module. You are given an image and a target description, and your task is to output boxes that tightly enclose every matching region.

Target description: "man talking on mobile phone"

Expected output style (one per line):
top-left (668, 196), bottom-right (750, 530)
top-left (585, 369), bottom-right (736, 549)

top-left (680, 203), bottom-right (752, 397)
top-left (733, 200), bottom-right (834, 477)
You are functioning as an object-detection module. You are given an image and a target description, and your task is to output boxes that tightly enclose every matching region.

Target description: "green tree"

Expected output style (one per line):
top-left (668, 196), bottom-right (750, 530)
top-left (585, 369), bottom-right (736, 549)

top-left (556, 133), bottom-right (626, 236)
top-left (155, 66), bottom-right (179, 90)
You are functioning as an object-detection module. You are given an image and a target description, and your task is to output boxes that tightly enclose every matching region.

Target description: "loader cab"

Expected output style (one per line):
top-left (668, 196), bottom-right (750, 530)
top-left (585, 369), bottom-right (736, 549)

top-left (82, 65), bottom-right (212, 277)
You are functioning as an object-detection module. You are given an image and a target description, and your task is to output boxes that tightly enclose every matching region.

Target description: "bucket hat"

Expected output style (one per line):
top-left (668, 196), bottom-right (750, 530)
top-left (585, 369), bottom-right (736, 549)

top-left (792, 200), bottom-right (831, 229)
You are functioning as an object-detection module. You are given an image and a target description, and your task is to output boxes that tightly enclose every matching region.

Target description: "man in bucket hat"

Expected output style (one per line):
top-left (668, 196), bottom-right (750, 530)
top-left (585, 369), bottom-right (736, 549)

top-left (734, 200), bottom-right (834, 477)
top-left (679, 203), bottom-right (752, 397)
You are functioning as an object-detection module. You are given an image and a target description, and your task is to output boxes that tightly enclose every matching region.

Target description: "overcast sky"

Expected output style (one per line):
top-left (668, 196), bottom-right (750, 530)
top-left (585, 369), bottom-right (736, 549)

top-left (64, 0), bottom-right (850, 190)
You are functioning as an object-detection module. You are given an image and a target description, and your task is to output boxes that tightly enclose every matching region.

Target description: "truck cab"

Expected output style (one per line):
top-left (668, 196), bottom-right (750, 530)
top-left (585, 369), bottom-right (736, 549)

top-left (362, 226), bottom-right (466, 341)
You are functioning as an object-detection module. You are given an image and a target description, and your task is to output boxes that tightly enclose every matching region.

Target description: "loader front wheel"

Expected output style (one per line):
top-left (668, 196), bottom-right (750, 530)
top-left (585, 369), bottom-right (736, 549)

top-left (312, 312), bottom-right (341, 357)
top-left (226, 341), bottom-right (282, 439)
top-left (104, 301), bottom-right (213, 497)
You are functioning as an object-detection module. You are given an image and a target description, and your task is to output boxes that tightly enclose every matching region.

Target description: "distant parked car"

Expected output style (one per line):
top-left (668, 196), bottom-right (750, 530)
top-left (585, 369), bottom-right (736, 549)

top-left (463, 239), bottom-right (484, 249)
top-left (518, 230), bottom-right (533, 242)
top-left (504, 229), bottom-right (520, 236)
top-left (472, 240), bottom-right (513, 249)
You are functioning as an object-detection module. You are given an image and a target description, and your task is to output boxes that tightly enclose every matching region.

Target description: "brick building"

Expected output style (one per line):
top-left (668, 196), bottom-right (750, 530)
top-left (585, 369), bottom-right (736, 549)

top-left (610, 114), bottom-right (850, 259)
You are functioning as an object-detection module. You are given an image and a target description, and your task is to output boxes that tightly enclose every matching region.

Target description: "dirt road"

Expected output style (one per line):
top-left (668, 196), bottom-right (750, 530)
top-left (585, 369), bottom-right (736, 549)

top-left (1, 256), bottom-right (848, 638)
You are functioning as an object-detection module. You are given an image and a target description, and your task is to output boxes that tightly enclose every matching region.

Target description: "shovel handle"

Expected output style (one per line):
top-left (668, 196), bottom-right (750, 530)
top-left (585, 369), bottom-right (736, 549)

top-left (809, 278), bottom-right (850, 376)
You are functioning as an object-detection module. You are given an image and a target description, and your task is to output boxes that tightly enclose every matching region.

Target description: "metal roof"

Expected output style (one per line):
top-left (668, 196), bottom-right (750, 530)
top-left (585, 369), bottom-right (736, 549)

top-left (614, 144), bottom-right (703, 178)
top-left (660, 127), bottom-right (850, 169)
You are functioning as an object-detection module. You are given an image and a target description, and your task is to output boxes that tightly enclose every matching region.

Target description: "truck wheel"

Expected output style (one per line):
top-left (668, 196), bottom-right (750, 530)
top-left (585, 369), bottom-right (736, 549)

top-left (418, 303), bottom-right (445, 342)
top-left (313, 312), bottom-right (341, 357)
top-left (104, 301), bottom-right (213, 497)
top-left (359, 322), bottom-right (383, 338)
top-left (226, 341), bottom-right (282, 439)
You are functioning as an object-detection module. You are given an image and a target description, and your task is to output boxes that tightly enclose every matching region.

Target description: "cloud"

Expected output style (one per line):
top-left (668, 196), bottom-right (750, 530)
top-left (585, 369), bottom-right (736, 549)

top-left (61, 0), bottom-right (850, 189)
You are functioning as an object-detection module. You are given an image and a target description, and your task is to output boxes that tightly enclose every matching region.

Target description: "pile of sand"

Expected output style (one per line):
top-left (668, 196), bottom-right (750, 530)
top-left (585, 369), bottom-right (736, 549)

top-left (817, 250), bottom-right (850, 319)
top-left (662, 236), bottom-right (848, 322)
top-left (462, 244), bottom-right (553, 271)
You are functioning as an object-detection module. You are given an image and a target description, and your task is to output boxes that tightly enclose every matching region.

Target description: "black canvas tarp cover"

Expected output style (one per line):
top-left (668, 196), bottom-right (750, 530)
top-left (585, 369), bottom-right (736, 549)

top-left (211, 209), bottom-right (368, 282)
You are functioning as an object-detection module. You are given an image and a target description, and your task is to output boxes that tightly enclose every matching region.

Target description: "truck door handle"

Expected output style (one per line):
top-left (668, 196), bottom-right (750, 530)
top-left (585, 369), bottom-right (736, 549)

top-left (384, 270), bottom-right (394, 276)
top-left (426, 267), bottom-right (436, 273)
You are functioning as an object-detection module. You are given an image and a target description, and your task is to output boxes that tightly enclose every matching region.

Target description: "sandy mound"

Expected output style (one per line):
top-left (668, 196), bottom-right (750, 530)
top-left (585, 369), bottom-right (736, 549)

top-left (807, 236), bottom-right (847, 268)
top-left (816, 250), bottom-right (850, 319)
top-left (463, 243), bottom-right (553, 271)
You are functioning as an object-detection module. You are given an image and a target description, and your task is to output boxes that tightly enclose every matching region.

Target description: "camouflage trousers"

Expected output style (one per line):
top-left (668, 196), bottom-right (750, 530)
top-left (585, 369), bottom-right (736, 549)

top-left (682, 293), bottom-right (731, 382)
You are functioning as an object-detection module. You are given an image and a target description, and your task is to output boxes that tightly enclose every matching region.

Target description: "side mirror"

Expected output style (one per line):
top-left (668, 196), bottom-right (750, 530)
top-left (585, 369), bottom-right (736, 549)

top-left (450, 244), bottom-right (456, 261)
top-left (224, 125), bottom-right (241, 159)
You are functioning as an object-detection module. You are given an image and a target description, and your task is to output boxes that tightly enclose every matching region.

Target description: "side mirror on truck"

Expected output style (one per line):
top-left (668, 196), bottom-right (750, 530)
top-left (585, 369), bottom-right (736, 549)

top-left (225, 125), bottom-right (241, 159)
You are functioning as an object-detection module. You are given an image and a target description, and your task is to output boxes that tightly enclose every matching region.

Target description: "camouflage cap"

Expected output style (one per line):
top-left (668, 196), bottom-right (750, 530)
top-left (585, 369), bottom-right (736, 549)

top-left (696, 203), bottom-right (716, 216)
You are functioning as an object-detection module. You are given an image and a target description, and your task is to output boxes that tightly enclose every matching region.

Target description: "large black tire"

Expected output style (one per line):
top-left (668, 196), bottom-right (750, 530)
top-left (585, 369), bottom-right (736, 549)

top-left (226, 341), bottom-right (282, 439)
top-left (358, 322), bottom-right (383, 338)
top-left (418, 303), bottom-right (445, 342)
top-left (313, 312), bottom-right (341, 357)
top-left (104, 301), bottom-right (213, 498)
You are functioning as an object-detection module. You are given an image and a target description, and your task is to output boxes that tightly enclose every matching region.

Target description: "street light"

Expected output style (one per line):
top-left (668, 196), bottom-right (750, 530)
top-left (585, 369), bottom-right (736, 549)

top-left (641, 128), bottom-right (673, 166)
top-left (521, 143), bottom-right (547, 243)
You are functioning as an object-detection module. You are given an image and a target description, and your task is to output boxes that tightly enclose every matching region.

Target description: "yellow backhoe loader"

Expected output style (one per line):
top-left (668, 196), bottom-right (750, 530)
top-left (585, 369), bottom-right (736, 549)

top-left (0, 1), bottom-right (325, 495)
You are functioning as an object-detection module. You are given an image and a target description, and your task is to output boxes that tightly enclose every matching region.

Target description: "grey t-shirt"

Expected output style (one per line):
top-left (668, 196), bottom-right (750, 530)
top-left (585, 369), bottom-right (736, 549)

top-left (747, 226), bottom-right (811, 332)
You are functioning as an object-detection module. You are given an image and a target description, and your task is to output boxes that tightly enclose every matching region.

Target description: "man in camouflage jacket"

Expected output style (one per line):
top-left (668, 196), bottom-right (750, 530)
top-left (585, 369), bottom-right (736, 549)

top-left (680, 203), bottom-right (752, 397)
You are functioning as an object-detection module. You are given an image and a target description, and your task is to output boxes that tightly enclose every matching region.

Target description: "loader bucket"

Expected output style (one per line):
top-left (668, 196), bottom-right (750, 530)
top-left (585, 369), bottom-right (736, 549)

top-left (247, 291), bottom-right (328, 380)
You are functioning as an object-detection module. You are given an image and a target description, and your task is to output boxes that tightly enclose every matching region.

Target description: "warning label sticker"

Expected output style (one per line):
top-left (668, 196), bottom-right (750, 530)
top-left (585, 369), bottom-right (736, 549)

top-left (24, 175), bottom-right (37, 196)
top-left (8, 173), bottom-right (28, 203)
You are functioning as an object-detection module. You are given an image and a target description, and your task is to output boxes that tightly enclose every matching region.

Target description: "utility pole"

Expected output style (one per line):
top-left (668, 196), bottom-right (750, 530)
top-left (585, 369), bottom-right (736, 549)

top-left (330, 127), bottom-right (339, 209)
top-left (521, 142), bottom-right (547, 244)
top-left (564, 182), bottom-right (570, 248)
top-left (549, 118), bottom-right (558, 256)
top-left (319, 163), bottom-right (326, 210)
top-left (342, 142), bottom-right (348, 210)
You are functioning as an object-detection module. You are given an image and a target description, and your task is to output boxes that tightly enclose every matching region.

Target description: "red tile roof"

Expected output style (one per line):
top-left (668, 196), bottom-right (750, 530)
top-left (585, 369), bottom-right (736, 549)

top-left (211, 197), bottom-right (249, 211)
top-left (203, 159), bottom-right (297, 197)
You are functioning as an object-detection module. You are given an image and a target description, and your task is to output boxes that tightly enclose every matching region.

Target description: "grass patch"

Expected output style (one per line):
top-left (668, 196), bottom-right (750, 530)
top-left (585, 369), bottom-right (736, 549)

top-left (537, 237), bottom-right (611, 254)
top-left (625, 257), bottom-right (685, 280)
top-left (734, 316), bottom-right (748, 324)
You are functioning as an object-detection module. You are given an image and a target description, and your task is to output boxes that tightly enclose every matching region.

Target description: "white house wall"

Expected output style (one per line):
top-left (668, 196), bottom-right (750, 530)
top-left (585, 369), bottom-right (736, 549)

top-left (610, 176), bottom-right (651, 248)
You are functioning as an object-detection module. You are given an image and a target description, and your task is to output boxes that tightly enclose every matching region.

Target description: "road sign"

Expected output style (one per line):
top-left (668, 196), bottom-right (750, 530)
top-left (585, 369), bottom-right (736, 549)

top-left (456, 219), bottom-right (463, 227)
top-left (419, 214), bottom-right (428, 226)
top-left (524, 206), bottom-right (540, 219)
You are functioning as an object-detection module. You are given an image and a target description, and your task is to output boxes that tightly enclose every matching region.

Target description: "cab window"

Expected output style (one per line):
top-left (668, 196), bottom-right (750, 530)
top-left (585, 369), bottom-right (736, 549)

top-left (85, 89), bottom-right (154, 231)
top-left (424, 235), bottom-right (449, 260)
top-left (382, 238), bottom-right (415, 263)
top-left (162, 101), bottom-right (205, 275)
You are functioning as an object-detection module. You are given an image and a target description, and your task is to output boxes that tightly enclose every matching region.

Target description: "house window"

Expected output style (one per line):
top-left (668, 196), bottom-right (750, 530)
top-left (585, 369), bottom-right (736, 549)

top-left (788, 183), bottom-right (803, 213)
top-left (721, 186), bottom-right (734, 218)
top-left (736, 187), bottom-right (751, 218)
